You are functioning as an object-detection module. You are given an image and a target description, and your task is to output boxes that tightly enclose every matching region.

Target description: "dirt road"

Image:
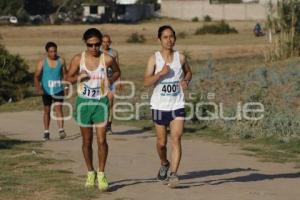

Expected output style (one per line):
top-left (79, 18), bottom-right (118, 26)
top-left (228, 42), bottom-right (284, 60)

top-left (0, 111), bottom-right (299, 200)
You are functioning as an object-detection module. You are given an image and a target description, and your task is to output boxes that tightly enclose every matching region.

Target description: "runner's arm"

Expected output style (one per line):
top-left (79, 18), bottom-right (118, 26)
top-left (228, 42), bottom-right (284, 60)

top-left (66, 54), bottom-right (81, 84)
top-left (113, 50), bottom-right (123, 91)
top-left (61, 58), bottom-right (68, 81)
top-left (34, 60), bottom-right (43, 94)
top-left (144, 55), bottom-right (165, 87)
top-left (110, 55), bottom-right (121, 84)
top-left (61, 58), bottom-right (69, 95)
top-left (114, 50), bottom-right (119, 66)
top-left (180, 54), bottom-right (192, 85)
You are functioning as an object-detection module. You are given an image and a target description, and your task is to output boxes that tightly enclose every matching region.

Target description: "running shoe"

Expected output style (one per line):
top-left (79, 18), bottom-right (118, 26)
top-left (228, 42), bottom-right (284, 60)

top-left (157, 161), bottom-right (170, 181)
top-left (59, 129), bottom-right (67, 139)
top-left (167, 172), bottom-right (179, 188)
top-left (43, 132), bottom-right (50, 141)
top-left (85, 171), bottom-right (96, 188)
top-left (97, 171), bottom-right (109, 192)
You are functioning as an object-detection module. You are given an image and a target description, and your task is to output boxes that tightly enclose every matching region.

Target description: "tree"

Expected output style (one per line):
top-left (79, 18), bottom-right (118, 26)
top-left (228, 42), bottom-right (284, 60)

top-left (0, 0), bottom-right (23, 16)
top-left (53, 0), bottom-right (83, 23)
top-left (265, 0), bottom-right (300, 61)
top-left (0, 44), bottom-right (32, 104)
top-left (24, 0), bottom-right (56, 15)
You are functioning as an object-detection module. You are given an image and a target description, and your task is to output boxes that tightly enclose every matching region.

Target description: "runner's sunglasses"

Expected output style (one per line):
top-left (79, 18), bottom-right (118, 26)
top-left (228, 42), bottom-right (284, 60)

top-left (86, 42), bottom-right (101, 48)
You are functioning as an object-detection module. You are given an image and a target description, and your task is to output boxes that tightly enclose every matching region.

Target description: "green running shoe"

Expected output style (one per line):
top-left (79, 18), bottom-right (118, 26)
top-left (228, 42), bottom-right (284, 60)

top-left (97, 171), bottom-right (109, 192)
top-left (85, 171), bottom-right (96, 188)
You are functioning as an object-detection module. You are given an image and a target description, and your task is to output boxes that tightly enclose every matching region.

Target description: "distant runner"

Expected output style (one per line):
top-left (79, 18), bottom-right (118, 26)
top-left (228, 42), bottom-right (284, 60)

top-left (100, 34), bottom-right (120, 135)
top-left (34, 41), bottom-right (67, 140)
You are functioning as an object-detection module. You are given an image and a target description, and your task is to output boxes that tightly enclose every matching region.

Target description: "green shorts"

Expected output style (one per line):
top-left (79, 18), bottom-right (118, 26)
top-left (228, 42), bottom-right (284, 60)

top-left (73, 96), bottom-right (109, 126)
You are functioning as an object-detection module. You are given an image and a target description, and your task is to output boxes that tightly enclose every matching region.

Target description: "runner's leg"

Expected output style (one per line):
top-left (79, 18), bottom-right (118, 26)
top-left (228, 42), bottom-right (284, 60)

top-left (43, 105), bottom-right (51, 131)
top-left (80, 127), bottom-right (94, 171)
top-left (155, 124), bottom-right (168, 165)
top-left (169, 118), bottom-right (184, 174)
top-left (54, 103), bottom-right (64, 130)
top-left (106, 91), bottom-right (114, 133)
top-left (95, 124), bottom-right (108, 172)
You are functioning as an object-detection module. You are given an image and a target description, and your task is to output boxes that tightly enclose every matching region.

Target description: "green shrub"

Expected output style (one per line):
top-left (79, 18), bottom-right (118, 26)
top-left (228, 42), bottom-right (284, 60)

top-left (0, 44), bottom-right (32, 104)
top-left (192, 17), bottom-right (199, 22)
top-left (177, 31), bottom-right (187, 39)
top-left (203, 15), bottom-right (212, 22)
top-left (126, 32), bottom-right (146, 43)
top-left (210, 0), bottom-right (242, 3)
top-left (195, 20), bottom-right (238, 35)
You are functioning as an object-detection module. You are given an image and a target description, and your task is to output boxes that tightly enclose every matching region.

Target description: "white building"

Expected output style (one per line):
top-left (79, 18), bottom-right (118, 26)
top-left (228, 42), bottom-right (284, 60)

top-left (82, 3), bottom-right (105, 18)
top-left (82, 0), bottom-right (156, 23)
top-left (161, 0), bottom-right (279, 20)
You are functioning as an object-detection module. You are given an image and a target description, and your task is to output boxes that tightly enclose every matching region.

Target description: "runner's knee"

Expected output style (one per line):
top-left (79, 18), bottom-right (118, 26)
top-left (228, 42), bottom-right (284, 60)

top-left (157, 138), bottom-right (167, 149)
top-left (54, 104), bottom-right (63, 112)
top-left (97, 138), bottom-right (107, 146)
top-left (171, 134), bottom-right (181, 145)
top-left (44, 106), bottom-right (50, 114)
top-left (82, 138), bottom-right (93, 148)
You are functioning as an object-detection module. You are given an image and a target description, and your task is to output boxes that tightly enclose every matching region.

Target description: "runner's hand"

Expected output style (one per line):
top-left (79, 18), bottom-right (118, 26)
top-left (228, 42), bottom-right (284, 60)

top-left (36, 87), bottom-right (43, 95)
top-left (79, 70), bottom-right (90, 82)
top-left (159, 63), bottom-right (170, 77)
top-left (180, 80), bottom-right (189, 90)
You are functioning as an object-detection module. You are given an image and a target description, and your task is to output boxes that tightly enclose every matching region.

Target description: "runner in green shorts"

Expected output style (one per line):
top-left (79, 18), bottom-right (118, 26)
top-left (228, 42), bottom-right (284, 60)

top-left (66, 28), bottom-right (120, 191)
top-left (74, 96), bottom-right (109, 126)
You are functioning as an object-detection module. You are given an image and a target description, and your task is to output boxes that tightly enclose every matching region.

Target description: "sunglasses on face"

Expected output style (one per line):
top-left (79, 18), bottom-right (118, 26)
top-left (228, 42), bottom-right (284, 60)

top-left (86, 42), bottom-right (101, 48)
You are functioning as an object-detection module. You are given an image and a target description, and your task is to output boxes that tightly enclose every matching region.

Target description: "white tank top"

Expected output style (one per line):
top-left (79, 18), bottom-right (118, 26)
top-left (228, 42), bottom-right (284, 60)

top-left (150, 51), bottom-right (185, 111)
top-left (77, 51), bottom-right (109, 99)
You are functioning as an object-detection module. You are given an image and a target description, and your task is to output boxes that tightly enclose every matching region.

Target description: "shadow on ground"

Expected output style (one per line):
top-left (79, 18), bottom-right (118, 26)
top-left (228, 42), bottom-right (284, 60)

top-left (0, 135), bottom-right (33, 149)
top-left (113, 126), bottom-right (153, 135)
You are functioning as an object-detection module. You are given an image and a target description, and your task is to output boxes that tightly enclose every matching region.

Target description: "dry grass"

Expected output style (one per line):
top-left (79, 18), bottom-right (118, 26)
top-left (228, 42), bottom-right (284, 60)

top-left (0, 19), bottom-right (266, 71)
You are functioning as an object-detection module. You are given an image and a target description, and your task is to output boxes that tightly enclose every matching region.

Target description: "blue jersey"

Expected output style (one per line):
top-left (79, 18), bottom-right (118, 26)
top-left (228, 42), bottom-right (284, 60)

top-left (100, 47), bottom-right (115, 78)
top-left (100, 47), bottom-right (114, 58)
top-left (41, 57), bottom-right (64, 95)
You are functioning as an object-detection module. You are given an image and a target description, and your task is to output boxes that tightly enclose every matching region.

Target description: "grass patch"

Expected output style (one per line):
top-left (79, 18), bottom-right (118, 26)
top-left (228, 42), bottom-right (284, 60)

top-left (126, 32), bottom-right (146, 43)
top-left (195, 21), bottom-right (238, 35)
top-left (0, 134), bottom-right (103, 200)
top-left (0, 96), bottom-right (42, 112)
top-left (188, 126), bottom-right (300, 163)
top-left (177, 31), bottom-right (188, 39)
top-left (183, 123), bottom-right (300, 163)
top-left (240, 137), bottom-right (300, 163)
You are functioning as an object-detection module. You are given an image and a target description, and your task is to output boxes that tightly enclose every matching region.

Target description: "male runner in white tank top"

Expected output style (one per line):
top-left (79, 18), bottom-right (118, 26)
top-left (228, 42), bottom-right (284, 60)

top-left (144, 25), bottom-right (192, 188)
top-left (66, 28), bottom-right (120, 191)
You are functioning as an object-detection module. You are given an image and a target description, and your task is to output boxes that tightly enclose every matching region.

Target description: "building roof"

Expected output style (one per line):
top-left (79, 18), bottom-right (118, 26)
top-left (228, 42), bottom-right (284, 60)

top-left (116, 0), bottom-right (138, 4)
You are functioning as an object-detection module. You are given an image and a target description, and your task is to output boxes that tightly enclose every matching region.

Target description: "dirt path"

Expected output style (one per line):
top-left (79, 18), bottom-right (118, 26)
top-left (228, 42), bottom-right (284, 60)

top-left (0, 111), bottom-right (299, 200)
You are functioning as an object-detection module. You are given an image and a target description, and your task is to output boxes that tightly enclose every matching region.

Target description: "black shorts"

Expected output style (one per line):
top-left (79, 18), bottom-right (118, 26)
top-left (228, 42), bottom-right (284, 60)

top-left (42, 90), bottom-right (64, 106)
top-left (152, 108), bottom-right (185, 126)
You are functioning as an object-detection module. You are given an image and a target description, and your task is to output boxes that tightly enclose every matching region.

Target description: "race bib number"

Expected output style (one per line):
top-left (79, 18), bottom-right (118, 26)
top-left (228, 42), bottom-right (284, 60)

top-left (79, 84), bottom-right (100, 99)
top-left (48, 80), bottom-right (61, 88)
top-left (160, 81), bottom-right (180, 96)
